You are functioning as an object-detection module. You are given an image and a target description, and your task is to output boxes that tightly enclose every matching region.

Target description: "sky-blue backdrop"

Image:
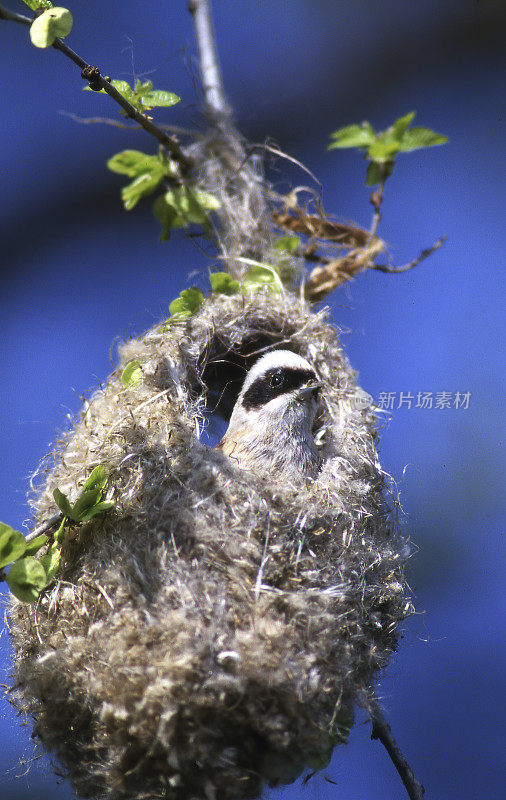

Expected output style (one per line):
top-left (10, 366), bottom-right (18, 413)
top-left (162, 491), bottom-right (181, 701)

top-left (1, 1), bottom-right (504, 799)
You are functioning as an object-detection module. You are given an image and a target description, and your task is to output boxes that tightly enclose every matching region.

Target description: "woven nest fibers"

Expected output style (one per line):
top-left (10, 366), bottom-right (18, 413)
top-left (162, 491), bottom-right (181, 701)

top-left (8, 291), bottom-right (411, 800)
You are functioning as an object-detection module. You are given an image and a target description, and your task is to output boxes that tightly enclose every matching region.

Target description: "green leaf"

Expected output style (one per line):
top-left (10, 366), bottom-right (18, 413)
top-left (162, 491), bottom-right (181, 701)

top-left (121, 360), bottom-right (143, 389)
top-left (55, 515), bottom-right (66, 543)
top-left (153, 194), bottom-right (179, 241)
top-left (328, 122), bottom-right (376, 150)
top-left (110, 79), bottom-right (133, 94)
top-left (78, 500), bottom-right (115, 522)
top-left (391, 111), bottom-right (416, 141)
top-left (127, 81), bottom-right (181, 112)
top-left (240, 259), bottom-right (284, 295)
top-left (30, 7), bottom-right (73, 49)
top-left (6, 557), bottom-right (47, 603)
top-left (121, 168), bottom-right (166, 210)
top-left (140, 90), bottom-right (180, 109)
top-left (107, 79), bottom-right (135, 103)
top-left (153, 188), bottom-right (219, 236)
top-left (133, 79), bottom-right (153, 97)
top-left (169, 287), bottom-right (205, 318)
top-left (84, 80), bottom-right (180, 114)
top-left (273, 235), bottom-right (301, 254)
top-left (366, 136), bottom-right (401, 163)
top-left (163, 187), bottom-right (198, 223)
top-left (70, 489), bottom-right (102, 521)
top-left (53, 487), bottom-right (73, 518)
top-left (363, 112), bottom-right (416, 164)
top-left (178, 189), bottom-right (207, 224)
top-left (173, 188), bottom-right (219, 222)
top-left (209, 272), bottom-right (240, 295)
top-left (82, 465), bottom-right (109, 492)
top-left (39, 540), bottom-right (61, 583)
top-left (365, 160), bottom-right (394, 186)
top-left (107, 150), bottom-right (177, 212)
top-left (21, 0), bottom-right (53, 10)
top-left (0, 523), bottom-right (27, 568)
top-left (329, 112), bottom-right (447, 181)
top-left (103, 80), bottom-right (133, 99)
top-left (397, 126), bottom-right (449, 152)
top-left (107, 150), bottom-right (161, 178)
top-left (193, 190), bottom-right (220, 211)
top-left (24, 534), bottom-right (49, 557)
top-left (83, 79), bottom-right (133, 99)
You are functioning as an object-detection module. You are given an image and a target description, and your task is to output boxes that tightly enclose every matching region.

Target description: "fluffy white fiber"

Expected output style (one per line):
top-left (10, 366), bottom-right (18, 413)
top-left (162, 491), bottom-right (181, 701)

top-left (8, 288), bottom-right (412, 800)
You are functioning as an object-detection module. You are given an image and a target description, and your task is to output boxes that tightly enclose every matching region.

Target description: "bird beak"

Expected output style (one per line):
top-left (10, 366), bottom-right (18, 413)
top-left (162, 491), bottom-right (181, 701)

top-left (298, 381), bottom-right (323, 398)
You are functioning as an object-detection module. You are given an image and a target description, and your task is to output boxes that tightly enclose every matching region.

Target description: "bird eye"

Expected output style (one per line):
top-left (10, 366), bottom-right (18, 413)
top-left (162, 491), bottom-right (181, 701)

top-left (269, 371), bottom-right (284, 389)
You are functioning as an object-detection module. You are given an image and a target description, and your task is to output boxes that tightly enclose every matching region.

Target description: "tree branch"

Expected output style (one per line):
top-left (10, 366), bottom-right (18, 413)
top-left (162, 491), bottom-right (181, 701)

top-left (0, 4), bottom-right (192, 170)
top-left (369, 179), bottom-right (386, 239)
top-left (24, 513), bottom-right (62, 543)
top-left (367, 694), bottom-right (425, 800)
top-left (373, 236), bottom-right (446, 273)
top-left (188, 0), bottom-right (231, 121)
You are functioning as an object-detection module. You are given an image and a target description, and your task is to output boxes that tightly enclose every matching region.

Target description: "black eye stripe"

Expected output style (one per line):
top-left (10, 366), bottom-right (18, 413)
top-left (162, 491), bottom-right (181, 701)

top-left (242, 367), bottom-right (317, 409)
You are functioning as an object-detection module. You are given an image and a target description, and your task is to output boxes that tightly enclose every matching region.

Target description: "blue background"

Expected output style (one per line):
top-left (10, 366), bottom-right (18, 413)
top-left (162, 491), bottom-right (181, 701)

top-left (1, 1), bottom-right (504, 799)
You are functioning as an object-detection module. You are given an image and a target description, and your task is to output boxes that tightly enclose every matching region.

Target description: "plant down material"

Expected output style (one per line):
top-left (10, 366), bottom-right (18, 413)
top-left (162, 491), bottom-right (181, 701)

top-left (9, 286), bottom-right (411, 800)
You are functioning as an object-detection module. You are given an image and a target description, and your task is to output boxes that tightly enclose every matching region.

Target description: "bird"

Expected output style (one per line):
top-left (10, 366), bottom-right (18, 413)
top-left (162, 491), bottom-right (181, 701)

top-left (216, 350), bottom-right (323, 482)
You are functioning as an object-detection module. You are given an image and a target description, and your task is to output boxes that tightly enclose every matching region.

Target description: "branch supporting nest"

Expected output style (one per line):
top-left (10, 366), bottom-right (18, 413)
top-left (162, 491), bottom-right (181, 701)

top-left (24, 513), bottom-right (62, 543)
top-left (188, 0), bottom-right (231, 122)
top-left (0, 4), bottom-right (192, 171)
top-left (367, 694), bottom-right (425, 800)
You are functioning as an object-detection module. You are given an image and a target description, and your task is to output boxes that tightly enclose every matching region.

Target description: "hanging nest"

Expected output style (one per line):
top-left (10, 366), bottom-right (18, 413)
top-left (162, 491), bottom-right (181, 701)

top-left (8, 288), bottom-right (412, 800)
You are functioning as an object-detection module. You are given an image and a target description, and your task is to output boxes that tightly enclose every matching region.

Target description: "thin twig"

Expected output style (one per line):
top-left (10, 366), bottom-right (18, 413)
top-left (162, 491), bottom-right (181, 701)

top-left (367, 694), bottom-right (425, 800)
top-left (58, 111), bottom-right (199, 138)
top-left (0, 4), bottom-right (31, 24)
top-left (369, 179), bottom-right (385, 239)
top-left (0, 4), bottom-right (192, 170)
top-left (24, 513), bottom-right (62, 543)
top-left (188, 0), bottom-right (231, 121)
top-left (373, 236), bottom-right (446, 273)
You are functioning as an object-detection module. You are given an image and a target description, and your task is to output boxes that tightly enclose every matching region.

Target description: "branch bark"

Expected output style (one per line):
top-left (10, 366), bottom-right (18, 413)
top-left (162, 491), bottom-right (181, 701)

top-left (24, 513), bottom-right (62, 543)
top-left (0, 4), bottom-right (192, 170)
top-left (373, 236), bottom-right (446, 273)
top-left (367, 694), bottom-right (425, 800)
top-left (188, 0), bottom-right (231, 121)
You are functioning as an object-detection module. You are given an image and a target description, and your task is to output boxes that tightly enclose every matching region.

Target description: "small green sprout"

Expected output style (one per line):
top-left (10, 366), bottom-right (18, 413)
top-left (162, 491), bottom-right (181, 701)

top-left (84, 79), bottom-right (180, 115)
top-left (121, 361), bottom-right (143, 389)
top-left (0, 465), bottom-right (114, 603)
top-left (21, 0), bottom-right (53, 12)
top-left (53, 465), bottom-right (114, 523)
top-left (209, 272), bottom-right (240, 296)
top-left (238, 258), bottom-right (284, 296)
top-left (153, 187), bottom-right (220, 241)
top-left (328, 111), bottom-right (448, 186)
top-left (168, 287), bottom-right (205, 318)
top-left (107, 150), bottom-right (174, 211)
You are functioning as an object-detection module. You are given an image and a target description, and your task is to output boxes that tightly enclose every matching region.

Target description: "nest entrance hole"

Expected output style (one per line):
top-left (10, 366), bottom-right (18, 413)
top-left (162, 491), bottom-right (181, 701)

top-left (197, 326), bottom-right (301, 445)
